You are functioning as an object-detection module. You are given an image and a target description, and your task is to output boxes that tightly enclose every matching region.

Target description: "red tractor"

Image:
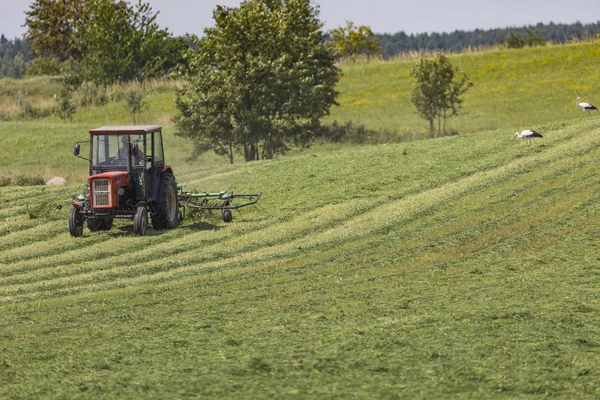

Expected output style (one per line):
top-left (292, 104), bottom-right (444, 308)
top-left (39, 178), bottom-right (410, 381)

top-left (69, 125), bottom-right (178, 236)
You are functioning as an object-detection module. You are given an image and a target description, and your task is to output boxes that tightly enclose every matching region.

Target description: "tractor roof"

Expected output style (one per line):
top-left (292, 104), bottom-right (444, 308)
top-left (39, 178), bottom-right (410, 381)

top-left (89, 125), bottom-right (162, 135)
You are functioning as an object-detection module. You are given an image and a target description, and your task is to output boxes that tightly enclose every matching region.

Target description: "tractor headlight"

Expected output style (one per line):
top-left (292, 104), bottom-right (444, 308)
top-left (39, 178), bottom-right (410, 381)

top-left (117, 187), bottom-right (125, 196)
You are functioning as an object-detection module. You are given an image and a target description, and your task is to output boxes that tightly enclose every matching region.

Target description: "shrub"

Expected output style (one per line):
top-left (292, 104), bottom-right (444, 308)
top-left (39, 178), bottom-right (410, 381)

top-left (55, 86), bottom-right (76, 120)
top-left (25, 57), bottom-right (63, 76)
top-left (318, 120), bottom-right (376, 144)
top-left (126, 89), bottom-right (147, 124)
top-left (79, 81), bottom-right (108, 107)
top-left (505, 33), bottom-right (525, 49)
top-left (505, 29), bottom-right (544, 49)
top-left (15, 93), bottom-right (52, 120)
top-left (318, 120), bottom-right (444, 144)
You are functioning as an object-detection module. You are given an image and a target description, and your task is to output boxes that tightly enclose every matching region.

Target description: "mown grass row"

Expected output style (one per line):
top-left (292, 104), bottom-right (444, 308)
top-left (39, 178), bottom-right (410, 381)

top-left (3, 200), bottom-right (599, 397)
top-left (2, 119), bottom-right (598, 296)
top-left (0, 124), bottom-right (564, 278)
top-left (2, 119), bottom-right (600, 398)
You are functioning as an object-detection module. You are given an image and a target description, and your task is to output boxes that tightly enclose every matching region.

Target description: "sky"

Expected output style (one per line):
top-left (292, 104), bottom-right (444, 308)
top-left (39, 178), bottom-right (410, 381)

top-left (2, 0), bottom-right (600, 39)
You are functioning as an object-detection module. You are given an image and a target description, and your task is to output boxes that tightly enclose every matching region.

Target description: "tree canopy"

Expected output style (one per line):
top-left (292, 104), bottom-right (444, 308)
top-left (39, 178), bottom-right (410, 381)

top-left (24, 0), bottom-right (86, 61)
top-left (327, 21), bottom-right (382, 61)
top-left (174, 0), bottom-right (340, 163)
top-left (24, 0), bottom-right (188, 86)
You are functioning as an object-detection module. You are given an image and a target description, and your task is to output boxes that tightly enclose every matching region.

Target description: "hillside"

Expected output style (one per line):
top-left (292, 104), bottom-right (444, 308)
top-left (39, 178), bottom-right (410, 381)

top-left (2, 116), bottom-right (600, 397)
top-left (2, 42), bottom-right (600, 397)
top-left (330, 40), bottom-right (600, 135)
top-left (3, 40), bottom-right (600, 178)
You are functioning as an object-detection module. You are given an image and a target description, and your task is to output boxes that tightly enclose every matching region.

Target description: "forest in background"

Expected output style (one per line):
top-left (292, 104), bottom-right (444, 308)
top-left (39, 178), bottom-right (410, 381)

top-left (3, 20), bottom-right (600, 78)
top-left (377, 21), bottom-right (600, 58)
top-left (0, 35), bottom-right (33, 78)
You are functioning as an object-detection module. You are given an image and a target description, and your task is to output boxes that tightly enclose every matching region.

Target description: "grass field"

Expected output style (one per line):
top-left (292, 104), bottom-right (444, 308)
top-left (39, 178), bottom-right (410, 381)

top-left (330, 40), bottom-right (600, 135)
top-left (2, 42), bottom-right (600, 398)
top-left (2, 118), bottom-right (600, 397)
top-left (3, 40), bottom-right (600, 182)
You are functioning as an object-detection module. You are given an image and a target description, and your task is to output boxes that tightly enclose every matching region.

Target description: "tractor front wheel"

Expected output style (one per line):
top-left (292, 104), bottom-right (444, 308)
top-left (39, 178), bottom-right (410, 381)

top-left (69, 207), bottom-right (84, 237)
top-left (133, 206), bottom-right (148, 236)
top-left (152, 173), bottom-right (178, 230)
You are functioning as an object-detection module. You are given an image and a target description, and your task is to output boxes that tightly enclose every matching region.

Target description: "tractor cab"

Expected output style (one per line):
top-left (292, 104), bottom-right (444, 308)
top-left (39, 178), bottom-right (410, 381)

top-left (70, 125), bottom-right (178, 236)
top-left (83, 126), bottom-right (167, 202)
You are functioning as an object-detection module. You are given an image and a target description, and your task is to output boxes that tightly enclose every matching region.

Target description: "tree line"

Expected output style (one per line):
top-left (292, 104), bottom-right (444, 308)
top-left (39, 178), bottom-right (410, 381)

top-left (4, 19), bottom-right (600, 79)
top-left (378, 21), bottom-right (600, 58)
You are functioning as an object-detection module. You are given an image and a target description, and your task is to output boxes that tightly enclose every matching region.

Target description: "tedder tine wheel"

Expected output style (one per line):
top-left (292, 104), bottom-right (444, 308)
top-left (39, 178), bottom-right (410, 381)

top-left (133, 206), bottom-right (148, 236)
top-left (222, 209), bottom-right (233, 223)
top-left (69, 207), bottom-right (84, 237)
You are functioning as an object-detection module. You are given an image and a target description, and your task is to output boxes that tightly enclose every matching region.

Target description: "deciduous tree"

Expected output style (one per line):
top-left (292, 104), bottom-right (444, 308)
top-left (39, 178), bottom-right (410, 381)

top-left (327, 21), bottom-right (382, 61)
top-left (25, 0), bottom-right (188, 87)
top-left (174, 0), bottom-right (340, 163)
top-left (72, 0), bottom-right (182, 86)
top-left (410, 53), bottom-right (472, 137)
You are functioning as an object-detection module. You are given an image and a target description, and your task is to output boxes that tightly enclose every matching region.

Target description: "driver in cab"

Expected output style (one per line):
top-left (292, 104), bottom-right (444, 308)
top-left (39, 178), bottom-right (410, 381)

top-left (118, 135), bottom-right (145, 166)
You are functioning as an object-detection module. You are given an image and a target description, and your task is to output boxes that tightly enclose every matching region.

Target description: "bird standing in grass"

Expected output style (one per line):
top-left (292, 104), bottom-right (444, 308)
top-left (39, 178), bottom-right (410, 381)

top-left (574, 97), bottom-right (598, 117)
top-left (513, 130), bottom-right (543, 144)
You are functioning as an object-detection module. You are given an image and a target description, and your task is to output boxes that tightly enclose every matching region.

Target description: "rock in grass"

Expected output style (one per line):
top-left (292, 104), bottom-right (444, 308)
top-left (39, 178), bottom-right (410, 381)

top-left (46, 176), bottom-right (66, 186)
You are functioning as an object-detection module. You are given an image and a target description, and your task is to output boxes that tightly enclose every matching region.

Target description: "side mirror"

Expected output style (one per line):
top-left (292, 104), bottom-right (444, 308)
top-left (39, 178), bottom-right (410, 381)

top-left (131, 143), bottom-right (139, 156)
top-left (74, 143), bottom-right (80, 156)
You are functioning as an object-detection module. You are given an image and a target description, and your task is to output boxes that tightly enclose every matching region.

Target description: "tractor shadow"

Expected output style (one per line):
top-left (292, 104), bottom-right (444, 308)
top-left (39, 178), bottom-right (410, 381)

top-left (105, 225), bottom-right (159, 237)
top-left (179, 221), bottom-right (222, 232)
top-left (105, 220), bottom-right (221, 236)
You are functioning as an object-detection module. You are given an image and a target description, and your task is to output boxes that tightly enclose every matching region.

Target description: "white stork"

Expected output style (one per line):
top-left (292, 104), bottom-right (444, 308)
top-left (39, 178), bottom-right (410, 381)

top-left (574, 97), bottom-right (598, 117)
top-left (513, 130), bottom-right (543, 144)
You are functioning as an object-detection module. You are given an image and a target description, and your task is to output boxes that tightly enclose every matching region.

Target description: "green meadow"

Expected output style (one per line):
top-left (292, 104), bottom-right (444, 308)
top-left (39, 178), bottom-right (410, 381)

top-left (331, 40), bottom-right (600, 135)
top-left (2, 42), bottom-right (600, 398)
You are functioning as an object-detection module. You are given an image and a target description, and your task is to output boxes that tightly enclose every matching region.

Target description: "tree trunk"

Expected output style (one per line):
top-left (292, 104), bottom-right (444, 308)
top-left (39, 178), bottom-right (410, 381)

top-left (263, 137), bottom-right (274, 160)
top-left (429, 118), bottom-right (434, 138)
top-left (228, 143), bottom-right (234, 164)
top-left (243, 143), bottom-right (256, 162)
top-left (442, 108), bottom-right (447, 134)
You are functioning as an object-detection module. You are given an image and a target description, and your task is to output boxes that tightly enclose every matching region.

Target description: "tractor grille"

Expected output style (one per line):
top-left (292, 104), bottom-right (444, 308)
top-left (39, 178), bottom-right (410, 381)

top-left (93, 179), bottom-right (111, 207)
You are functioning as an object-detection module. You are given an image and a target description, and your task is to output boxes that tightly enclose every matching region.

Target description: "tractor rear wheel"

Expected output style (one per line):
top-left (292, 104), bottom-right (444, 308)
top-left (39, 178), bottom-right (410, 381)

top-left (152, 173), bottom-right (178, 230)
top-left (69, 207), bottom-right (84, 237)
top-left (133, 206), bottom-right (148, 236)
